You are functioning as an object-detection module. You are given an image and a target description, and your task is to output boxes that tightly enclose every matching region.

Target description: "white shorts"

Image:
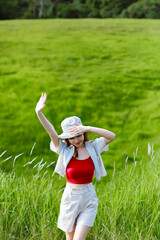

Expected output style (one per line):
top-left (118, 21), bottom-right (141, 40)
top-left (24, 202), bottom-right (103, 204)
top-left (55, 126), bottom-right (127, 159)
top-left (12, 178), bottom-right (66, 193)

top-left (58, 182), bottom-right (98, 232)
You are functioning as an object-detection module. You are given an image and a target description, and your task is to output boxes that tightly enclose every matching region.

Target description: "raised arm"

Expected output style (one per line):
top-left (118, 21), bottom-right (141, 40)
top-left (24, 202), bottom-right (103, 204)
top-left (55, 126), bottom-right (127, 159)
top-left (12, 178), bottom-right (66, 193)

top-left (69, 123), bottom-right (116, 144)
top-left (35, 93), bottom-right (59, 149)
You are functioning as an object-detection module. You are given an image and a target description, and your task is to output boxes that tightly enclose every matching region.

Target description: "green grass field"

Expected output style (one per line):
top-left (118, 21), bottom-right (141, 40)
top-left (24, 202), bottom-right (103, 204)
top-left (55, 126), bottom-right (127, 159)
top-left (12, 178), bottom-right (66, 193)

top-left (0, 144), bottom-right (159, 239)
top-left (0, 18), bottom-right (160, 239)
top-left (1, 19), bottom-right (160, 178)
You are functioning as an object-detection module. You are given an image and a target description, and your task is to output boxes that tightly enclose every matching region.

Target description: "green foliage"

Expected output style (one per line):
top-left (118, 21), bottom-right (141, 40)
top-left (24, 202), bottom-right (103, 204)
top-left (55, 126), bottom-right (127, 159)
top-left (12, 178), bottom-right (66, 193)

top-left (22, 0), bottom-right (54, 19)
top-left (0, 0), bottom-right (160, 19)
top-left (121, 0), bottom-right (160, 19)
top-left (100, 0), bottom-right (137, 18)
top-left (72, 0), bottom-right (91, 18)
top-left (0, 0), bottom-right (27, 19)
top-left (86, 0), bottom-right (101, 17)
top-left (56, 3), bottom-right (80, 18)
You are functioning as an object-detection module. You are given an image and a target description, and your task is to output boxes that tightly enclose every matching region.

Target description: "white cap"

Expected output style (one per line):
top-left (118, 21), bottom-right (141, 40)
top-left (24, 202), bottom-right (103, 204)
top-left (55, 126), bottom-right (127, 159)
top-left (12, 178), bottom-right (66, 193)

top-left (59, 116), bottom-right (82, 139)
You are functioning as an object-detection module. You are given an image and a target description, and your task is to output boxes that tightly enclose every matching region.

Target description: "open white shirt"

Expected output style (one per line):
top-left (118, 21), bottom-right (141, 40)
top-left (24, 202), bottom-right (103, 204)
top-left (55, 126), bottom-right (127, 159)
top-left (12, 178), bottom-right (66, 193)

top-left (50, 137), bottom-right (109, 180)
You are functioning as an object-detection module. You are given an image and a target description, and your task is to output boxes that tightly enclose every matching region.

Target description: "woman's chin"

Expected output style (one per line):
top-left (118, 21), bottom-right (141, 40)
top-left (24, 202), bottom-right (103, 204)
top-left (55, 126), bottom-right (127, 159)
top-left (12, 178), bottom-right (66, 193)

top-left (76, 143), bottom-right (85, 148)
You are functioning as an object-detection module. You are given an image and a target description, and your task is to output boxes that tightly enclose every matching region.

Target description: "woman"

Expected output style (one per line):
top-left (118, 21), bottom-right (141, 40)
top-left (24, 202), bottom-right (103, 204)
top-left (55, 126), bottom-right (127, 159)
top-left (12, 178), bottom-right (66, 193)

top-left (35, 93), bottom-right (116, 240)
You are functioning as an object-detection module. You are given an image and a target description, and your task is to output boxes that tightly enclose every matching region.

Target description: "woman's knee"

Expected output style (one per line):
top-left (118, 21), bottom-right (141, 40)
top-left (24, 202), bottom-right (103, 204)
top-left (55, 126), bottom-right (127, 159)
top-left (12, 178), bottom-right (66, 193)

top-left (66, 230), bottom-right (75, 240)
top-left (73, 224), bottom-right (90, 240)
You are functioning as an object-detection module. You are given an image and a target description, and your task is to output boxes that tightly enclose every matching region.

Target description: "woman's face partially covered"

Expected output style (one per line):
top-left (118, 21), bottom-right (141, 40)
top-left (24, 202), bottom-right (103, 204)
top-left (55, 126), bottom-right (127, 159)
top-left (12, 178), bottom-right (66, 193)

top-left (68, 134), bottom-right (84, 148)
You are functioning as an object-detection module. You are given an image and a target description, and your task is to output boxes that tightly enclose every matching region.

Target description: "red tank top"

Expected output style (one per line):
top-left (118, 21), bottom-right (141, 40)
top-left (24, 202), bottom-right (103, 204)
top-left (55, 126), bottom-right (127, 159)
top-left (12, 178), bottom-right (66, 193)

top-left (66, 156), bottom-right (95, 184)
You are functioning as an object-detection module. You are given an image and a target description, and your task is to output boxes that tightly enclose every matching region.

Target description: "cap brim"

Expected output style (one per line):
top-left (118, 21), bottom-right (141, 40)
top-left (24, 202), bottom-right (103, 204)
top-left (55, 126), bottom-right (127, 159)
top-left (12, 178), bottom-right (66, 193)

top-left (59, 133), bottom-right (82, 139)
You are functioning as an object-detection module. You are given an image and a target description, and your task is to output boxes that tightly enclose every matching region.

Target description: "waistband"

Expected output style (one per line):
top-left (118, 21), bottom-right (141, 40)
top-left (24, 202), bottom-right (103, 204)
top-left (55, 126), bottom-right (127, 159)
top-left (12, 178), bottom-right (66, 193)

top-left (65, 182), bottom-right (94, 194)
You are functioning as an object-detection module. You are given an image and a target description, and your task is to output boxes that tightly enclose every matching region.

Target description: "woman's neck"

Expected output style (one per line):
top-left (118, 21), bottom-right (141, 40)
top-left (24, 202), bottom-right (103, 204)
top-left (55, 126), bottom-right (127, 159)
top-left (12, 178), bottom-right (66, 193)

top-left (74, 146), bottom-right (90, 160)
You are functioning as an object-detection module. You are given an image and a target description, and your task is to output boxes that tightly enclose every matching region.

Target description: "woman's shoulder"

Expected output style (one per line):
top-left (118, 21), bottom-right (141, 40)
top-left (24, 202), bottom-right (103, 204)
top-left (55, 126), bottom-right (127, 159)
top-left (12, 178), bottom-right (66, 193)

top-left (86, 137), bottom-right (109, 153)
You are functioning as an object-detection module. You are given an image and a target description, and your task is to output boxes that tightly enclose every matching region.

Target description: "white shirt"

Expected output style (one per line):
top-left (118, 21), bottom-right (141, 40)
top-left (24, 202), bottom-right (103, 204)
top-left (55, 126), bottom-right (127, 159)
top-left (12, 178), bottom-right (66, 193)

top-left (50, 137), bottom-right (109, 180)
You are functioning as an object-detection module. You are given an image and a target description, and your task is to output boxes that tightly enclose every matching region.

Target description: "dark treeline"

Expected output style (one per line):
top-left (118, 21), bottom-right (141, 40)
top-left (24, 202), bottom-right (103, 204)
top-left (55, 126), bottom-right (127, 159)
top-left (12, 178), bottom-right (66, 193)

top-left (0, 0), bottom-right (160, 20)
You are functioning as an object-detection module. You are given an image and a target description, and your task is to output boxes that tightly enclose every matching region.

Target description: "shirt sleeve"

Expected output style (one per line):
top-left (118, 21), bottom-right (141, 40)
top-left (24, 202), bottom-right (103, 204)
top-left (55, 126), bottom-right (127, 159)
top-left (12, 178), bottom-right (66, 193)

top-left (50, 138), bottom-right (66, 154)
top-left (92, 137), bottom-right (109, 154)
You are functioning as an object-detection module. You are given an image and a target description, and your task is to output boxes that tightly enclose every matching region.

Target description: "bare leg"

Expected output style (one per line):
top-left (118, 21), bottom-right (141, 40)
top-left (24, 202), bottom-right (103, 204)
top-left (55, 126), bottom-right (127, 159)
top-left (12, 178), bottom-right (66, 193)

top-left (73, 224), bottom-right (91, 240)
top-left (66, 230), bottom-right (75, 240)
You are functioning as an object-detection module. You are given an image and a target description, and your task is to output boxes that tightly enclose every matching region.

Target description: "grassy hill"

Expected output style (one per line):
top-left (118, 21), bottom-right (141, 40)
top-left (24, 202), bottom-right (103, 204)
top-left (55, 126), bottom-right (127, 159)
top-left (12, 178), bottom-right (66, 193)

top-left (0, 19), bottom-right (160, 178)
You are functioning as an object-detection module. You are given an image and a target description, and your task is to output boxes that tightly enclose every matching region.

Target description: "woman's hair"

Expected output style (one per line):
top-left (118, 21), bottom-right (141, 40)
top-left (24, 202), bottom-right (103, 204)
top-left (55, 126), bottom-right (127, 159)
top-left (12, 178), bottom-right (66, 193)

top-left (64, 132), bottom-right (89, 158)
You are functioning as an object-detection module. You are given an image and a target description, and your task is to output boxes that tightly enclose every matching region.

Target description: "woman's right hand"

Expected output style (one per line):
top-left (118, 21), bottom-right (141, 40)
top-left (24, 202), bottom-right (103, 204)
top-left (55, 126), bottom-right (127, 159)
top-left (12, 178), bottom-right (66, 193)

top-left (35, 93), bottom-right (47, 113)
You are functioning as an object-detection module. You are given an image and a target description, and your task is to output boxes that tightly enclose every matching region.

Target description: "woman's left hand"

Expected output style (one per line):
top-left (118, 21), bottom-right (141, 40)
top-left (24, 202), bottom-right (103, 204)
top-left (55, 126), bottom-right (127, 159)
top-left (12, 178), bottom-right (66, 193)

top-left (69, 123), bottom-right (89, 136)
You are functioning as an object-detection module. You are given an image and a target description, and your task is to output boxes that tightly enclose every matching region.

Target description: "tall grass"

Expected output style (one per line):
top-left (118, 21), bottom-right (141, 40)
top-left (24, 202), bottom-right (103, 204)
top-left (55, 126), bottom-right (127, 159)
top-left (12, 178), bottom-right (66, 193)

top-left (93, 145), bottom-right (160, 240)
top-left (0, 144), bottom-right (159, 239)
top-left (0, 169), bottom-right (65, 239)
